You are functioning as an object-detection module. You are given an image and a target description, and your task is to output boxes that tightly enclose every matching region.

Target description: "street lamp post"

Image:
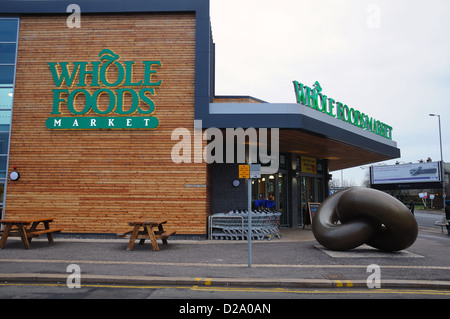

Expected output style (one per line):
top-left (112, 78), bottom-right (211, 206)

top-left (429, 114), bottom-right (446, 209)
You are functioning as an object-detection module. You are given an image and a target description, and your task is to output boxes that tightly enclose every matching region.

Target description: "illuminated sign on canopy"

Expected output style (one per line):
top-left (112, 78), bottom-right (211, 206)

top-left (293, 80), bottom-right (393, 140)
top-left (46, 49), bottom-right (160, 130)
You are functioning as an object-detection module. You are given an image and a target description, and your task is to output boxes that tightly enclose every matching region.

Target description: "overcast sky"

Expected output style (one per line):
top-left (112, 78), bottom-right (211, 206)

top-left (210, 0), bottom-right (450, 185)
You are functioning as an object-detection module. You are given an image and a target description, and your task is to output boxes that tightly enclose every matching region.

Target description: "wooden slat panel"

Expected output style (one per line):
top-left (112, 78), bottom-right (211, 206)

top-left (5, 14), bottom-right (209, 234)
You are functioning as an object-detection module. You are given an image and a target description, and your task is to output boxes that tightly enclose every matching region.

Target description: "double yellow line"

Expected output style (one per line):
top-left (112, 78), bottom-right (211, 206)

top-left (2, 282), bottom-right (450, 297)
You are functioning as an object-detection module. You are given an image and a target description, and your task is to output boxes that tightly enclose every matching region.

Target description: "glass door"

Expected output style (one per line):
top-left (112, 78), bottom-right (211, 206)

top-left (277, 173), bottom-right (289, 226)
top-left (299, 176), bottom-right (315, 226)
top-left (252, 175), bottom-right (271, 210)
top-left (251, 176), bottom-right (266, 207)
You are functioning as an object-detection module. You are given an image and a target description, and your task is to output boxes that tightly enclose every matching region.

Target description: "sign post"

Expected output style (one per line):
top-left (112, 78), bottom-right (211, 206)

top-left (419, 192), bottom-right (428, 208)
top-left (250, 164), bottom-right (262, 179)
top-left (247, 169), bottom-right (252, 268)
top-left (248, 164), bottom-right (261, 268)
top-left (239, 164), bottom-right (261, 268)
top-left (239, 164), bottom-right (252, 267)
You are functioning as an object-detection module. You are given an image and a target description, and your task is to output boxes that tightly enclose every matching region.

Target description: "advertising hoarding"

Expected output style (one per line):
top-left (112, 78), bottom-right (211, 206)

top-left (371, 162), bottom-right (441, 185)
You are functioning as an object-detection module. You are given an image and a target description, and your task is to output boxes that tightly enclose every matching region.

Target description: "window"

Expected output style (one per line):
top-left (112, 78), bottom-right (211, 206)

top-left (0, 44), bottom-right (16, 64)
top-left (0, 88), bottom-right (13, 108)
top-left (0, 65), bottom-right (15, 85)
top-left (0, 132), bottom-right (9, 154)
top-left (0, 19), bottom-right (18, 42)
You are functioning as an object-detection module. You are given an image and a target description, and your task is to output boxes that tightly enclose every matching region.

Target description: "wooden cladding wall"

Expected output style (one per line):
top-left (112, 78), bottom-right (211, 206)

top-left (213, 97), bottom-right (264, 104)
top-left (6, 14), bottom-right (210, 234)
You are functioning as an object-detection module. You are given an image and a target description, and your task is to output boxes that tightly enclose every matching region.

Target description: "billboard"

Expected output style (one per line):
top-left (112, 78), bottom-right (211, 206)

top-left (371, 162), bottom-right (441, 185)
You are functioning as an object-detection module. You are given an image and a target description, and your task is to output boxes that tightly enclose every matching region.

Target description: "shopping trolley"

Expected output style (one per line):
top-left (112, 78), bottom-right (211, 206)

top-left (209, 209), bottom-right (282, 240)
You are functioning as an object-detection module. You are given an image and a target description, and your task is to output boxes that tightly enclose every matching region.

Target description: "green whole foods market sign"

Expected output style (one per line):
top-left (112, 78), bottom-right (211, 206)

top-left (293, 80), bottom-right (393, 140)
top-left (46, 49), bottom-right (160, 130)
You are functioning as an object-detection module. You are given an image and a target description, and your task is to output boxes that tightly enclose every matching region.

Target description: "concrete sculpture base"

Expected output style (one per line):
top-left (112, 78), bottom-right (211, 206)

top-left (312, 187), bottom-right (418, 252)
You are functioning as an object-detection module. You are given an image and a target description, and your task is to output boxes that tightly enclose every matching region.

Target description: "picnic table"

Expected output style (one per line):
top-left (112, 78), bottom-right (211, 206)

top-left (119, 219), bottom-right (177, 251)
top-left (0, 218), bottom-right (63, 249)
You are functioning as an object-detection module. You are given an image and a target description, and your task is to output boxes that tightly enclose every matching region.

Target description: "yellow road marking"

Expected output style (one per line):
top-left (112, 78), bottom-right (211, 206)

top-left (1, 282), bottom-right (450, 297)
top-left (195, 277), bottom-right (212, 285)
top-left (334, 280), bottom-right (354, 288)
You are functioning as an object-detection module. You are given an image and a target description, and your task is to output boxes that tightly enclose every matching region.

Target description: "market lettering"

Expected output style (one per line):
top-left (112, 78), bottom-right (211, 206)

top-left (293, 80), bottom-right (393, 140)
top-left (46, 49), bottom-right (160, 130)
top-left (46, 117), bottom-right (159, 129)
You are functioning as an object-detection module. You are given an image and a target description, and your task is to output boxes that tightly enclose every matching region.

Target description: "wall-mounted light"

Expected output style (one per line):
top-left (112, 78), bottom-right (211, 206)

top-left (232, 180), bottom-right (240, 188)
top-left (9, 166), bottom-right (20, 181)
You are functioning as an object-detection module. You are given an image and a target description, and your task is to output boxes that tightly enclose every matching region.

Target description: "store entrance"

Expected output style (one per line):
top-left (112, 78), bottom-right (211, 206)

top-left (298, 176), bottom-right (324, 226)
top-left (251, 172), bottom-right (289, 226)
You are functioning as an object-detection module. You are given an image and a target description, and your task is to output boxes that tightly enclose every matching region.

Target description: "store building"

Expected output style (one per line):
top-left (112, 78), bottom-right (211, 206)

top-left (0, 0), bottom-right (400, 236)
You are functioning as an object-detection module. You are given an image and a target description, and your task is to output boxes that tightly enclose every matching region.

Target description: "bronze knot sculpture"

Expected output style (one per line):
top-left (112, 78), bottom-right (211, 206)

top-left (312, 187), bottom-right (418, 252)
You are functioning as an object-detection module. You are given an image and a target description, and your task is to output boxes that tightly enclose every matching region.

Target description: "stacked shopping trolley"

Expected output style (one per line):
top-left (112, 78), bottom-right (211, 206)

top-left (209, 209), bottom-right (282, 241)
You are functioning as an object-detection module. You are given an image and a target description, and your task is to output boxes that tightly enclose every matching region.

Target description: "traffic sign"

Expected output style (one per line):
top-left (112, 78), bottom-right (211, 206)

top-left (250, 164), bottom-right (261, 178)
top-left (239, 165), bottom-right (250, 178)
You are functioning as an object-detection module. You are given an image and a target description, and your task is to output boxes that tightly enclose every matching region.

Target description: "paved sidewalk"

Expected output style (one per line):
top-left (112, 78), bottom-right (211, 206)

top-left (0, 227), bottom-right (450, 289)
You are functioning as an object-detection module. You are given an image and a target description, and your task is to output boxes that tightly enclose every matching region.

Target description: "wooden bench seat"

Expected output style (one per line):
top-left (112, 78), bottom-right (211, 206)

top-left (118, 229), bottom-right (176, 240)
top-left (118, 230), bottom-right (134, 238)
top-left (154, 229), bottom-right (177, 239)
top-left (28, 228), bottom-right (63, 237)
top-left (119, 220), bottom-right (177, 251)
top-left (0, 228), bottom-right (62, 237)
